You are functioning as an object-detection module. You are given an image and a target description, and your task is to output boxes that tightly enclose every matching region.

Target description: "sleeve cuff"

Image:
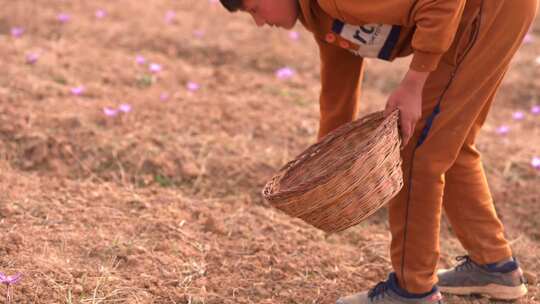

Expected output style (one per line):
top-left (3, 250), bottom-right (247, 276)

top-left (410, 50), bottom-right (443, 72)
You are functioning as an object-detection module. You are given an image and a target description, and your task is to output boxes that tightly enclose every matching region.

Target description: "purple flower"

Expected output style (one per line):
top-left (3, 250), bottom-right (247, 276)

top-left (532, 157), bottom-right (540, 170)
top-left (135, 55), bottom-right (146, 65)
top-left (289, 31), bottom-right (300, 41)
top-left (26, 52), bottom-right (40, 64)
top-left (0, 273), bottom-right (22, 285)
top-left (11, 27), bottom-right (24, 38)
top-left (160, 92), bottom-right (170, 101)
top-left (118, 103), bottom-right (132, 113)
top-left (496, 125), bottom-right (510, 135)
top-left (193, 30), bottom-right (205, 38)
top-left (149, 63), bottom-right (162, 73)
top-left (165, 10), bottom-right (176, 24)
top-left (276, 67), bottom-right (295, 80)
top-left (70, 86), bottom-right (85, 96)
top-left (103, 107), bottom-right (118, 117)
top-left (186, 81), bottom-right (200, 92)
top-left (531, 105), bottom-right (540, 115)
top-left (95, 9), bottom-right (107, 19)
top-left (523, 34), bottom-right (534, 44)
top-left (57, 13), bottom-right (71, 23)
top-left (512, 111), bottom-right (525, 120)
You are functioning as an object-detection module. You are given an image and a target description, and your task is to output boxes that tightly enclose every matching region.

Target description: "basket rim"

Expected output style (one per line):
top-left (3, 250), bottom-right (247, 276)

top-left (263, 110), bottom-right (400, 200)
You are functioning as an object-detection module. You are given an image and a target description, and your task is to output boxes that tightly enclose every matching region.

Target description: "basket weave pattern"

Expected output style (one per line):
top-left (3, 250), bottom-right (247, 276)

top-left (262, 110), bottom-right (404, 233)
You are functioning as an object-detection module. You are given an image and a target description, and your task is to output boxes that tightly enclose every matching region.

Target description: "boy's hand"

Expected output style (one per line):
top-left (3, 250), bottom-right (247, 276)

top-left (384, 69), bottom-right (429, 148)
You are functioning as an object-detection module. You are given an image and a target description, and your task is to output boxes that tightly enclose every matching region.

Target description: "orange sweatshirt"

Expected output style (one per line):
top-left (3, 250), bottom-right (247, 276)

top-left (297, 0), bottom-right (472, 138)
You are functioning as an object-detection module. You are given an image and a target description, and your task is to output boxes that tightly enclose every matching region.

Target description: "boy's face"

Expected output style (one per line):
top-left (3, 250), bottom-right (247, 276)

top-left (242, 0), bottom-right (299, 29)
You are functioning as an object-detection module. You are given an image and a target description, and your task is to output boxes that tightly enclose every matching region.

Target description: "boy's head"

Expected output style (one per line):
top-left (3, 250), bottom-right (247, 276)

top-left (219, 0), bottom-right (299, 29)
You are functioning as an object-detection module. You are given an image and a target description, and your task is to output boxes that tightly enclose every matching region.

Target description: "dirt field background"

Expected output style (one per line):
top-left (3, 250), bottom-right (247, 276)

top-left (0, 0), bottom-right (539, 303)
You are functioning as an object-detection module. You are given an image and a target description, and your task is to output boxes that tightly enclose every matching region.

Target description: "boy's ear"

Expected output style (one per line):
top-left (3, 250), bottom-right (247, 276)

top-left (219, 0), bottom-right (244, 12)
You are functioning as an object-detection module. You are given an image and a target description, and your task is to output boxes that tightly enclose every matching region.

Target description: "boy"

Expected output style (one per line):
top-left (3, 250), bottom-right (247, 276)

top-left (218, 0), bottom-right (538, 303)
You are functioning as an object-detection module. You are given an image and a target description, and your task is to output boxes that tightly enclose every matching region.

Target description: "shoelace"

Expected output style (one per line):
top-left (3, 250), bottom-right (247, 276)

top-left (455, 255), bottom-right (475, 272)
top-left (367, 281), bottom-right (390, 301)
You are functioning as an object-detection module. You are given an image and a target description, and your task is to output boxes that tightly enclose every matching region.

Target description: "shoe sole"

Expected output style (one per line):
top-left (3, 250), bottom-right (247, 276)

top-left (439, 283), bottom-right (528, 300)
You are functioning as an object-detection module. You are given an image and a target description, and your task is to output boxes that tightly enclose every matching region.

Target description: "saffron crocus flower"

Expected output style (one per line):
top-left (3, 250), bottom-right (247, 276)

top-left (186, 81), bottom-right (200, 92)
top-left (523, 34), bottom-right (534, 44)
top-left (165, 10), bottom-right (176, 24)
top-left (0, 273), bottom-right (22, 285)
top-left (289, 31), bottom-right (300, 41)
top-left (11, 27), bottom-right (24, 38)
top-left (531, 105), bottom-right (540, 115)
top-left (532, 157), bottom-right (540, 170)
top-left (118, 103), bottom-right (132, 113)
top-left (135, 55), bottom-right (146, 65)
top-left (103, 107), bottom-right (118, 117)
top-left (57, 13), bottom-right (71, 23)
top-left (70, 86), bottom-right (85, 96)
top-left (95, 10), bottom-right (107, 19)
top-left (276, 67), bottom-right (295, 79)
top-left (512, 111), bottom-right (525, 120)
top-left (193, 30), bottom-right (205, 38)
top-left (0, 272), bottom-right (21, 304)
top-left (496, 125), bottom-right (510, 135)
top-left (149, 63), bottom-right (162, 73)
top-left (160, 92), bottom-right (170, 101)
top-left (26, 52), bottom-right (40, 64)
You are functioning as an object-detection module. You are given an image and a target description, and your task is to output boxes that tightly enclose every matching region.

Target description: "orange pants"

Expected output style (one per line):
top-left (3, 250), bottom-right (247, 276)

top-left (388, 0), bottom-right (539, 293)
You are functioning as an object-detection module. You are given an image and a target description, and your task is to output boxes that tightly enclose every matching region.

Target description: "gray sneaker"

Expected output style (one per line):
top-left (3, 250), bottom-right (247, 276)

top-left (437, 255), bottom-right (527, 300)
top-left (336, 273), bottom-right (444, 304)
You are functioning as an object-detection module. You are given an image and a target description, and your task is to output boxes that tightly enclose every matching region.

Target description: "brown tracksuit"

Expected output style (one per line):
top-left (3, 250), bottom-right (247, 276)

top-left (298, 0), bottom-right (538, 294)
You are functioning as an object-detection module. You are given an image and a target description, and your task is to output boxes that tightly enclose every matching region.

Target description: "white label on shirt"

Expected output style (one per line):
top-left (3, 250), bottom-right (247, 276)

top-left (334, 22), bottom-right (397, 59)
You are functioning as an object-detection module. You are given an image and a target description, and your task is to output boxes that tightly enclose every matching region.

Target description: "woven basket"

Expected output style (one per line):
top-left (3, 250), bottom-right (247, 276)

top-left (262, 110), bottom-right (404, 233)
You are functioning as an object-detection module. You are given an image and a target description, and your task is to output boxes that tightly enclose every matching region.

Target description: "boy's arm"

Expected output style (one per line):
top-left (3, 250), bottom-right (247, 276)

top-left (408, 0), bottom-right (466, 72)
top-left (318, 0), bottom-right (466, 72)
top-left (316, 37), bottom-right (365, 140)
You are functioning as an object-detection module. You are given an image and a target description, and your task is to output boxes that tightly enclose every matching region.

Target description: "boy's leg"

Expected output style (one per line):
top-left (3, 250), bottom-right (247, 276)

top-left (388, 0), bottom-right (537, 294)
top-left (437, 81), bottom-right (528, 301)
top-left (442, 88), bottom-right (513, 265)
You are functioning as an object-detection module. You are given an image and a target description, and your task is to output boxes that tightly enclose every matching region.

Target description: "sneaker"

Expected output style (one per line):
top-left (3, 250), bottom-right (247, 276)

top-left (437, 255), bottom-right (528, 300)
top-left (336, 273), bottom-right (444, 304)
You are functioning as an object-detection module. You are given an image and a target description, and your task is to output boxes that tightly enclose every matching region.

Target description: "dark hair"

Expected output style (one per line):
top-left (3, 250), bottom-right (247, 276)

top-left (219, 0), bottom-right (243, 12)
